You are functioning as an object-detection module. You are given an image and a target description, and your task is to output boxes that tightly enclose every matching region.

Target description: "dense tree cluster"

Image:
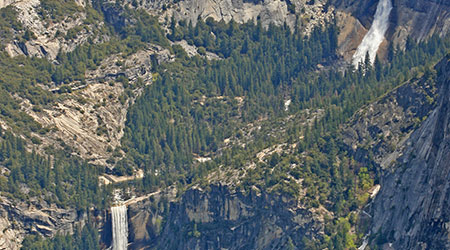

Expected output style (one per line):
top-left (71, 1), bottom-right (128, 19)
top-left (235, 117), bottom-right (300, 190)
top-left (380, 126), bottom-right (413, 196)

top-left (124, 15), bottom-right (449, 199)
top-left (0, 6), bottom-right (22, 42)
top-left (124, 18), bottom-right (339, 189)
top-left (0, 129), bottom-right (106, 209)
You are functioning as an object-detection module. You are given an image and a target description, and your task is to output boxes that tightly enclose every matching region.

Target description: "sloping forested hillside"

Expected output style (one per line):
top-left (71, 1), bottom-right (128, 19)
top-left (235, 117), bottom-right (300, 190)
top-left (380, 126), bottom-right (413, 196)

top-left (0, 0), bottom-right (448, 249)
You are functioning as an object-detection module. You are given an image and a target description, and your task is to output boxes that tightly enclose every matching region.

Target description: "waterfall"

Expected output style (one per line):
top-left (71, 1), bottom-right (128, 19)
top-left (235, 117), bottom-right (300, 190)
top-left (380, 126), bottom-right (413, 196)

top-left (111, 205), bottom-right (128, 250)
top-left (352, 0), bottom-right (392, 68)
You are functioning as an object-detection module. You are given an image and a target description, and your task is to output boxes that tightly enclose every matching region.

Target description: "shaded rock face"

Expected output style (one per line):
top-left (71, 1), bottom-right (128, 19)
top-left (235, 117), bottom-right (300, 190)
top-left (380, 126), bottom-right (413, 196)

top-left (128, 185), bottom-right (324, 250)
top-left (101, 1), bottom-right (129, 32)
top-left (370, 56), bottom-right (450, 249)
top-left (390, 0), bottom-right (450, 42)
top-left (0, 197), bottom-right (93, 250)
top-left (332, 0), bottom-right (378, 27)
top-left (342, 72), bottom-right (438, 169)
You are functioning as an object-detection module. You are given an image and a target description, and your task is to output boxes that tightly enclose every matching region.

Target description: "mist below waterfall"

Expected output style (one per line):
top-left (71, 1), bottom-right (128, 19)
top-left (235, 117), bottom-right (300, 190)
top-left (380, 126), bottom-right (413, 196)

top-left (112, 205), bottom-right (128, 250)
top-left (353, 0), bottom-right (392, 68)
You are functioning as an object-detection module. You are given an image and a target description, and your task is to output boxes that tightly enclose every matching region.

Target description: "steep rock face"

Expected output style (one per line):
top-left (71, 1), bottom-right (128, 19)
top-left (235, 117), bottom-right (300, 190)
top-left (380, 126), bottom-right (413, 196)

top-left (129, 0), bottom-right (334, 34)
top-left (389, 0), bottom-right (450, 44)
top-left (335, 11), bottom-right (368, 61)
top-left (168, 0), bottom-right (297, 28)
top-left (370, 56), bottom-right (450, 249)
top-left (128, 185), bottom-right (326, 250)
top-left (332, 0), bottom-right (378, 27)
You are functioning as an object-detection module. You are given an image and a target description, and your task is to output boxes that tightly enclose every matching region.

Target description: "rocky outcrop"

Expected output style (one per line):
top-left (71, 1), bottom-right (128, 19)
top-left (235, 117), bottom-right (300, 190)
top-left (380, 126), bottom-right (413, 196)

top-left (169, 0), bottom-right (297, 28)
top-left (173, 40), bottom-right (221, 60)
top-left (342, 70), bottom-right (438, 169)
top-left (22, 81), bottom-right (132, 166)
top-left (369, 55), bottom-right (450, 249)
top-left (128, 185), bottom-right (327, 250)
top-left (20, 47), bottom-right (172, 166)
top-left (0, 0), bottom-right (16, 9)
top-left (0, 196), bottom-right (92, 250)
top-left (4, 0), bottom-right (104, 60)
top-left (128, 0), bottom-right (334, 34)
top-left (85, 45), bottom-right (173, 84)
top-left (339, 54), bottom-right (449, 249)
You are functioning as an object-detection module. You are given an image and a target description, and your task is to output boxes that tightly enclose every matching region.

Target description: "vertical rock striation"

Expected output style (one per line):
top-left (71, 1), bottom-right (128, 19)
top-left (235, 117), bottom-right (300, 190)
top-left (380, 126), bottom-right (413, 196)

top-left (370, 56), bottom-right (450, 249)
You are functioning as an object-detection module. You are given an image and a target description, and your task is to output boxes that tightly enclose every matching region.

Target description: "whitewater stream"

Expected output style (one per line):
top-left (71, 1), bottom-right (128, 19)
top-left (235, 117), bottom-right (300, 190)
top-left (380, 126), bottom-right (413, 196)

top-left (353, 0), bottom-right (392, 68)
top-left (111, 205), bottom-right (128, 250)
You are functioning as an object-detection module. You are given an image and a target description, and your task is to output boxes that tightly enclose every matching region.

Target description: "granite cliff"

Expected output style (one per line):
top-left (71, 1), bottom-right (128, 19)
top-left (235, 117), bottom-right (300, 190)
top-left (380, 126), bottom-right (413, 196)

top-left (369, 55), bottom-right (450, 250)
top-left (342, 55), bottom-right (450, 249)
top-left (128, 185), bottom-right (327, 250)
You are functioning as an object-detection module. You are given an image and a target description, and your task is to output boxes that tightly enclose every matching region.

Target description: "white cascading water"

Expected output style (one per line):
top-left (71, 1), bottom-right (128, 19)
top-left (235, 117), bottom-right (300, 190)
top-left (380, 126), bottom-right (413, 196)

top-left (111, 205), bottom-right (128, 250)
top-left (352, 0), bottom-right (393, 68)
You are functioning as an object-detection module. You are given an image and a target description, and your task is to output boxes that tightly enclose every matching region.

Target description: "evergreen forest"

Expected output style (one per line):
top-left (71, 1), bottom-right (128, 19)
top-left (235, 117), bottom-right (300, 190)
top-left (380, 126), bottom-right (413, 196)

top-left (0, 0), bottom-right (447, 249)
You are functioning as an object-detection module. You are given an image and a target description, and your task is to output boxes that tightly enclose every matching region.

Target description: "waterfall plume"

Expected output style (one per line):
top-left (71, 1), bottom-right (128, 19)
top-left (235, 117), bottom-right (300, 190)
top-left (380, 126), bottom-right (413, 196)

top-left (111, 205), bottom-right (128, 250)
top-left (353, 0), bottom-right (392, 68)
